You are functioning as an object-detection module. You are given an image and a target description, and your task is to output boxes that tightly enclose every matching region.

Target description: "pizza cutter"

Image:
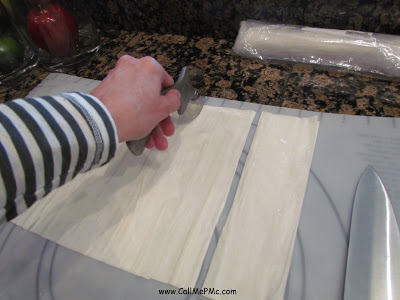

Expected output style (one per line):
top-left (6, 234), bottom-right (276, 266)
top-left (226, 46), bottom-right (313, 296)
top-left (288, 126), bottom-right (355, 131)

top-left (126, 66), bottom-right (203, 155)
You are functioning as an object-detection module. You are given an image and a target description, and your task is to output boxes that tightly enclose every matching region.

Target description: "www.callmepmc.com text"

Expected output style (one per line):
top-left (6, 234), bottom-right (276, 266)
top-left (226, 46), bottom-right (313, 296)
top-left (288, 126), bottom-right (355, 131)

top-left (159, 287), bottom-right (237, 296)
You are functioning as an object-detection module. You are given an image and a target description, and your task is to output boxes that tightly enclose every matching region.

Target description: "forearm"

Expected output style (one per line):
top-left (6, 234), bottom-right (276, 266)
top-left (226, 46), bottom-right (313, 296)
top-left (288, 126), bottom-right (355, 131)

top-left (0, 92), bottom-right (118, 223)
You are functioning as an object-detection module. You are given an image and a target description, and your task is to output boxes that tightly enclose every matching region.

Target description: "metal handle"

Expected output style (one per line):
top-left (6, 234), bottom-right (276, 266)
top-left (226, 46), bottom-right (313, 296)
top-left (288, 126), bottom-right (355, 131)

top-left (126, 135), bottom-right (151, 156)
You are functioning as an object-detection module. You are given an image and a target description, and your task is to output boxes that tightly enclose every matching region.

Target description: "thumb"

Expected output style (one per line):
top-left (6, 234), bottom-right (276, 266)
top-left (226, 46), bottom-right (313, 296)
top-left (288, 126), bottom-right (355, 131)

top-left (160, 89), bottom-right (181, 115)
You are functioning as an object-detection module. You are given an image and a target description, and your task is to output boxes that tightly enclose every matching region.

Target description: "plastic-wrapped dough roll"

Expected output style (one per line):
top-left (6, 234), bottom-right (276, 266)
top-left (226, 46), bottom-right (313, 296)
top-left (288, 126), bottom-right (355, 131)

top-left (233, 20), bottom-right (400, 78)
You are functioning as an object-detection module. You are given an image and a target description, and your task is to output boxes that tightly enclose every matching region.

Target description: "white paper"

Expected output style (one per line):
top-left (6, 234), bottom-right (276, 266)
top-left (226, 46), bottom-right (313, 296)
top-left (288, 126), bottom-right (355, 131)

top-left (203, 112), bottom-right (319, 300)
top-left (13, 106), bottom-right (256, 288)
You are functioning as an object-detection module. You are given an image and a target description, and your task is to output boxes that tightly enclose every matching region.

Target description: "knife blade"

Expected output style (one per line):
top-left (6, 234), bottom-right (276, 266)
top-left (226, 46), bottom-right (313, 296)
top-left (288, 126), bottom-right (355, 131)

top-left (126, 66), bottom-right (203, 156)
top-left (344, 166), bottom-right (400, 300)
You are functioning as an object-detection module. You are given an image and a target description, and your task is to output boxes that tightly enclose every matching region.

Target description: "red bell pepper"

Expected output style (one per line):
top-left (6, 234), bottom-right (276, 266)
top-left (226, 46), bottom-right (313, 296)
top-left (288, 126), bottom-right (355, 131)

top-left (28, 4), bottom-right (78, 57)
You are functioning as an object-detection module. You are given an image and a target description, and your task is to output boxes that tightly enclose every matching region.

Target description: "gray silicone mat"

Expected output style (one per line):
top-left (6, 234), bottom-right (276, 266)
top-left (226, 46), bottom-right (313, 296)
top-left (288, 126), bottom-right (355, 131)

top-left (1, 73), bottom-right (399, 300)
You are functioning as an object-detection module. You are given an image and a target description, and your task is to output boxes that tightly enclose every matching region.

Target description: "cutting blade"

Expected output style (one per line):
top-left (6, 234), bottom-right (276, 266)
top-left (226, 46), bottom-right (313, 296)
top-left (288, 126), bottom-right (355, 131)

top-left (344, 166), bottom-right (400, 300)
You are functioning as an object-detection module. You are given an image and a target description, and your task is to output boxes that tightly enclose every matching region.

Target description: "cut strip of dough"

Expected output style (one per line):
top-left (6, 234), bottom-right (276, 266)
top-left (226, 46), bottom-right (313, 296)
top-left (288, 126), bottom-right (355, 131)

top-left (13, 106), bottom-right (256, 288)
top-left (203, 112), bottom-right (319, 300)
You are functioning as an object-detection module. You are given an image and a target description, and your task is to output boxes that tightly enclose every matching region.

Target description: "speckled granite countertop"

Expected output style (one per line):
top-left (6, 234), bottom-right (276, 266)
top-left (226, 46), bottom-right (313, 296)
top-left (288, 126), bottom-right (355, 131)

top-left (1, 30), bottom-right (400, 117)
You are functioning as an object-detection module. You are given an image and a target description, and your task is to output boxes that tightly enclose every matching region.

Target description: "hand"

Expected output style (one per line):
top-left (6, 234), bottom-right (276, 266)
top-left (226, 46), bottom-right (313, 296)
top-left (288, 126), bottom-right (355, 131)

top-left (90, 55), bottom-right (181, 150)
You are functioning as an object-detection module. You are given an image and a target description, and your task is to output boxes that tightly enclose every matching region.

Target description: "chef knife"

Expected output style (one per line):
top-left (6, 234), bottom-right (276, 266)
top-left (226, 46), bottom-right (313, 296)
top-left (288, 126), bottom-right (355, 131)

top-left (344, 166), bottom-right (400, 300)
top-left (126, 66), bottom-right (203, 155)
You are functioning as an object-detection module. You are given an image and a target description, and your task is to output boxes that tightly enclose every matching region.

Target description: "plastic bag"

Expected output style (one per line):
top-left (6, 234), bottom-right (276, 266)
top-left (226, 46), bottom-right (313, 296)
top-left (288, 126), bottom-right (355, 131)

top-left (233, 20), bottom-right (400, 78)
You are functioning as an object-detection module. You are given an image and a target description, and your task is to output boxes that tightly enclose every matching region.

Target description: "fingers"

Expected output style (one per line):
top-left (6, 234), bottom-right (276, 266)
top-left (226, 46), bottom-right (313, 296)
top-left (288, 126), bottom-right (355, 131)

top-left (97, 54), bottom-right (180, 146)
top-left (119, 55), bottom-right (179, 116)
top-left (116, 55), bottom-right (173, 85)
top-left (146, 125), bottom-right (169, 150)
top-left (145, 117), bottom-right (175, 150)
top-left (161, 70), bottom-right (174, 89)
top-left (161, 89), bottom-right (181, 115)
top-left (115, 54), bottom-right (136, 67)
top-left (139, 56), bottom-right (174, 89)
top-left (146, 135), bottom-right (155, 149)
top-left (159, 116), bottom-right (175, 136)
top-left (132, 56), bottom-right (174, 88)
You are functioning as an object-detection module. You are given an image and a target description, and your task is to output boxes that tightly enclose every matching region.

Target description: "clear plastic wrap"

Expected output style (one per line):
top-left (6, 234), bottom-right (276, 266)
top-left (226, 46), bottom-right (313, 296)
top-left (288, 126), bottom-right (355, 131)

top-left (233, 20), bottom-right (400, 78)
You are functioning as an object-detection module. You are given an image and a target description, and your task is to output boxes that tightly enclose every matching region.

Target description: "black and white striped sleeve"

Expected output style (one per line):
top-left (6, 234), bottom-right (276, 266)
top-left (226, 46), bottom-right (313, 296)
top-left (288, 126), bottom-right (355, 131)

top-left (0, 92), bottom-right (119, 223)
